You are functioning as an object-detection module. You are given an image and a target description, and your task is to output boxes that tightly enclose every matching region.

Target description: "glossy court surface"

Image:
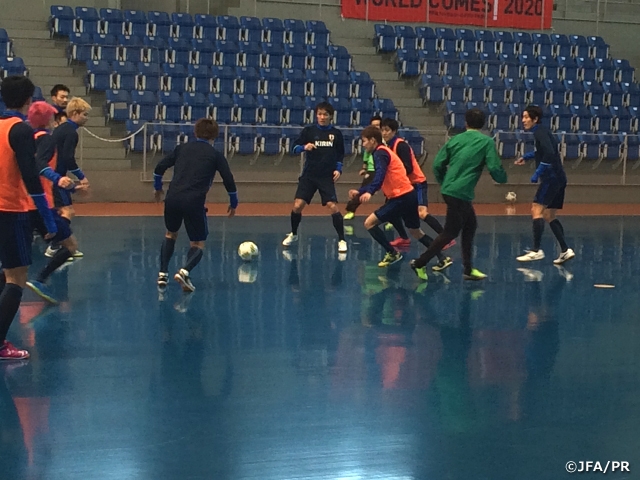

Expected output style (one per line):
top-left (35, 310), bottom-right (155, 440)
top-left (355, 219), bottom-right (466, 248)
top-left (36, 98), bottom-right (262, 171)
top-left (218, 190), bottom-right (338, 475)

top-left (1, 214), bottom-right (638, 480)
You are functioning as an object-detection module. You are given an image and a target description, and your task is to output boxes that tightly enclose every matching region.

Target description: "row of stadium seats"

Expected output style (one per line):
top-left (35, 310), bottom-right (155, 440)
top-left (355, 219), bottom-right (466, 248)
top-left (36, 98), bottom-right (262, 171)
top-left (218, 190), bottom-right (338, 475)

top-left (375, 25), bottom-right (611, 61)
top-left (51, 7), bottom-right (331, 45)
top-left (397, 50), bottom-right (634, 83)
top-left (421, 75), bottom-right (640, 108)
top-left (88, 62), bottom-right (375, 98)
top-left (446, 101), bottom-right (640, 134)
top-left (105, 90), bottom-right (398, 126)
top-left (0, 57), bottom-right (28, 78)
top-left (68, 34), bottom-right (352, 70)
top-left (0, 29), bottom-right (14, 57)
top-left (496, 131), bottom-right (640, 163)
top-left (124, 120), bottom-right (426, 157)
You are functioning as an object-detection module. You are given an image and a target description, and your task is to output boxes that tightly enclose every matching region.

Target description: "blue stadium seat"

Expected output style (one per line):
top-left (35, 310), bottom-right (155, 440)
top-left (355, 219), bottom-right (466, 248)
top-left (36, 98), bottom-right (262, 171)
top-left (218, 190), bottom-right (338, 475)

top-left (68, 32), bottom-right (92, 63)
top-left (194, 14), bottom-right (217, 40)
top-left (420, 51), bottom-right (441, 76)
top-left (351, 98), bottom-right (373, 126)
top-left (402, 128), bottom-right (425, 157)
top-left (495, 31), bottom-right (516, 55)
top-left (445, 100), bottom-right (466, 130)
top-left (166, 37), bottom-right (191, 64)
top-left (306, 44), bottom-right (330, 70)
top-left (142, 36), bottom-right (167, 64)
top-left (557, 56), bottom-right (578, 81)
top-left (463, 75), bottom-right (485, 103)
top-left (217, 15), bottom-right (241, 42)
top-left (130, 90), bottom-right (158, 121)
top-left (537, 55), bottom-right (559, 80)
top-left (420, 74), bottom-right (445, 103)
top-left (261, 42), bottom-right (285, 69)
top-left (240, 16), bottom-right (264, 43)
top-left (610, 106), bottom-right (636, 133)
top-left (375, 24), bottom-right (396, 53)
top-left (570, 105), bottom-right (593, 132)
top-left (182, 92), bottom-right (208, 120)
top-left (105, 89), bottom-right (131, 122)
top-left (306, 20), bottom-right (330, 46)
top-left (262, 17), bottom-right (285, 43)
top-left (137, 62), bottom-right (161, 91)
top-left (489, 102), bottom-right (513, 131)
top-left (257, 95), bottom-right (282, 124)
top-left (283, 68), bottom-right (305, 97)
top-left (443, 75), bottom-right (464, 102)
top-left (483, 76), bottom-right (506, 103)
top-left (157, 91), bottom-right (183, 122)
top-left (397, 49), bottom-right (418, 77)
top-left (85, 59), bottom-right (111, 91)
top-left (99, 8), bottom-right (124, 36)
top-left (284, 43), bottom-right (306, 70)
top-left (580, 133), bottom-right (601, 160)
top-left (396, 26), bottom-right (417, 50)
top-left (171, 13), bottom-right (194, 39)
top-left (595, 58), bottom-right (616, 83)
top-left (350, 71), bottom-right (374, 99)
top-left (417, 27), bottom-right (438, 51)
top-left (257, 125), bottom-right (284, 155)
top-left (190, 39), bottom-right (214, 65)
top-left (374, 98), bottom-right (398, 120)
top-left (305, 69), bottom-right (329, 97)
top-left (497, 131), bottom-right (519, 158)
top-left (116, 34), bottom-right (142, 62)
top-left (621, 82), bottom-right (640, 107)
top-left (50, 5), bottom-right (75, 36)
top-left (260, 67), bottom-right (284, 96)
top-left (75, 7), bottom-right (100, 34)
top-left (284, 19), bottom-right (306, 45)
top-left (518, 54), bottom-right (539, 80)
top-left (209, 65), bottom-right (235, 94)
top-left (327, 97), bottom-right (352, 126)
top-left (329, 45), bottom-right (351, 72)
top-left (577, 57), bottom-right (597, 82)
top-left (214, 40), bottom-right (239, 67)
top-left (590, 105), bottom-right (613, 132)
top-left (544, 78), bottom-right (565, 105)
top-left (186, 64), bottom-right (211, 93)
top-left (584, 80), bottom-right (605, 106)
top-left (148, 11), bottom-right (172, 38)
top-left (514, 31), bottom-right (532, 48)
top-left (563, 79), bottom-right (586, 106)
top-left (560, 132), bottom-right (581, 160)
top-left (209, 93), bottom-right (234, 123)
top-left (603, 81), bottom-right (624, 107)
top-left (112, 61), bottom-right (137, 90)
top-left (587, 36), bottom-right (609, 60)
top-left (235, 66), bottom-right (260, 95)
top-left (614, 59), bottom-right (635, 83)
top-left (550, 104), bottom-right (573, 132)
top-left (570, 35), bottom-right (590, 59)
top-left (437, 50), bottom-right (460, 76)
top-left (238, 41), bottom-right (261, 68)
top-left (233, 93), bottom-right (258, 123)
top-left (162, 63), bottom-right (188, 93)
top-left (152, 123), bottom-right (180, 153)
top-left (455, 28), bottom-right (476, 52)
top-left (475, 30), bottom-right (496, 54)
top-left (281, 95), bottom-right (305, 125)
top-left (123, 10), bottom-right (147, 37)
top-left (230, 126), bottom-right (258, 155)
top-left (91, 33), bottom-right (117, 62)
top-left (459, 51), bottom-right (482, 77)
top-left (624, 134), bottom-right (640, 161)
top-left (125, 120), bottom-right (148, 152)
top-left (328, 70), bottom-right (350, 98)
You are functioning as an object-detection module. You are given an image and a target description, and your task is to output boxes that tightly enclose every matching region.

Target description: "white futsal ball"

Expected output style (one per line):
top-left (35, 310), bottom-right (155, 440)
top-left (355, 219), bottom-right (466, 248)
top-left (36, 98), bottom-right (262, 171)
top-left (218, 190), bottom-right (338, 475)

top-left (505, 191), bottom-right (517, 203)
top-left (238, 241), bottom-right (259, 261)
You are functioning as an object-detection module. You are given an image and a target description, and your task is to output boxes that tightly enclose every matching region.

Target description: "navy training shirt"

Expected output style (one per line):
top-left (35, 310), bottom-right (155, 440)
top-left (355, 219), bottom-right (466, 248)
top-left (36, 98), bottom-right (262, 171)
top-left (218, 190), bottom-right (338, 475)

top-left (292, 124), bottom-right (345, 178)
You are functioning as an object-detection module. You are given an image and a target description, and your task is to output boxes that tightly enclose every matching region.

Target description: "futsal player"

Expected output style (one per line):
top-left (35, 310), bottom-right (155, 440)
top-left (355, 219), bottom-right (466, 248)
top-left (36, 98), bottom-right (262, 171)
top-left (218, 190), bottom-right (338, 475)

top-left (515, 106), bottom-right (575, 264)
top-left (24, 101), bottom-right (82, 304)
top-left (50, 84), bottom-right (70, 116)
top-left (49, 97), bottom-right (91, 258)
top-left (0, 76), bottom-right (58, 360)
top-left (349, 126), bottom-right (445, 268)
top-left (381, 118), bottom-right (454, 270)
top-left (282, 102), bottom-right (347, 254)
top-left (410, 108), bottom-right (507, 281)
top-left (343, 115), bottom-right (381, 220)
top-left (154, 118), bottom-right (238, 293)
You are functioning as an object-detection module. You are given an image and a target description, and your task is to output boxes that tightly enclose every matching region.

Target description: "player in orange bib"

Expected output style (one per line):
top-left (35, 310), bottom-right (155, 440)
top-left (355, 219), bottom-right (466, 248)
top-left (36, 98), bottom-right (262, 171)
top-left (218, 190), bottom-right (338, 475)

top-left (349, 126), bottom-right (447, 269)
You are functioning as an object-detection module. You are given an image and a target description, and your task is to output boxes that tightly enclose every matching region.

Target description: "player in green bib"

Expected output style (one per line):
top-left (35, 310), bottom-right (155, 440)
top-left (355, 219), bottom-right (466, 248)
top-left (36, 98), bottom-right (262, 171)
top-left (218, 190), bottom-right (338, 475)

top-left (343, 116), bottom-right (381, 220)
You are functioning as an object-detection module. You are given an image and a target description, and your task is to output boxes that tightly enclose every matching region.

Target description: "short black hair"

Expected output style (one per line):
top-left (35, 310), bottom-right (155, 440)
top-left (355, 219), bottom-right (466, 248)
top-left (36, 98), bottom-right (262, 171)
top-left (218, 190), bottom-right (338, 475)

top-left (1, 76), bottom-right (35, 109)
top-left (315, 101), bottom-right (334, 117)
top-left (380, 118), bottom-right (399, 133)
top-left (361, 125), bottom-right (383, 144)
top-left (369, 115), bottom-right (382, 124)
top-left (54, 111), bottom-right (67, 123)
top-left (51, 84), bottom-right (70, 97)
top-left (465, 108), bottom-right (486, 129)
top-left (524, 105), bottom-right (543, 124)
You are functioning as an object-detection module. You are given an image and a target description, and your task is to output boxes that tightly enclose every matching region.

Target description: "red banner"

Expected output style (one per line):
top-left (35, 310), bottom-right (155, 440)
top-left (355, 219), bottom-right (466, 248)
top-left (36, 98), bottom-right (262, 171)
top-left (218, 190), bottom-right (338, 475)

top-left (341, 0), bottom-right (552, 30)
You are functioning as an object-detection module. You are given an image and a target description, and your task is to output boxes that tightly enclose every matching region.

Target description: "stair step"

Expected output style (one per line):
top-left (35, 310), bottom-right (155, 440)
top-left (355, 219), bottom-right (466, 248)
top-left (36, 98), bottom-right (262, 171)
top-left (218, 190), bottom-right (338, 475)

top-left (345, 46), bottom-right (376, 56)
top-left (14, 46), bottom-right (66, 58)
top-left (80, 135), bottom-right (128, 149)
top-left (3, 20), bottom-right (49, 30)
top-left (6, 29), bottom-right (50, 40)
top-left (81, 159), bottom-right (132, 170)
top-left (80, 146), bottom-right (127, 160)
top-left (28, 65), bottom-right (77, 77)
top-left (18, 38), bottom-right (67, 49)
top-left (370, 71), bottom-right (401, 81)
top-left (393, 98), bottom-right (426, 108)
top-left (81, 126), bottom-right (114, 138)
top-left (331, 37), bottom-right (374, 49)
top-left (20, 56), bottom-right (69, 67)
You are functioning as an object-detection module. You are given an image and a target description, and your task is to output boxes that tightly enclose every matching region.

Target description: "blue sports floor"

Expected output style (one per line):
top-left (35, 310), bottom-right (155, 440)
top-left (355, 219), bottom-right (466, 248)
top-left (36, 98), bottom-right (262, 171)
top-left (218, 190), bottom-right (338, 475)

top-left (1, 215), bottom-right (638, 480)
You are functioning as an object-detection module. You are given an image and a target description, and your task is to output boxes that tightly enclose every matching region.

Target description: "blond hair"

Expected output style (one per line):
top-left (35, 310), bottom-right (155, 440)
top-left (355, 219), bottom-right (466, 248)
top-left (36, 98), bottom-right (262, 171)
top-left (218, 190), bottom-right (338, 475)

top-left (66, 97), bottom-right (92, 117)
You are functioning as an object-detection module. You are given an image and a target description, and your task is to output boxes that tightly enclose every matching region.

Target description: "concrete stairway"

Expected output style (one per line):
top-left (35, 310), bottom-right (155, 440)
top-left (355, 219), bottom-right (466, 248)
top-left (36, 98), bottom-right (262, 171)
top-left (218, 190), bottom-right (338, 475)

top-left (2, 18), bottom-right (131, 170)
top-left (228, 0), bottom-right (450, 162)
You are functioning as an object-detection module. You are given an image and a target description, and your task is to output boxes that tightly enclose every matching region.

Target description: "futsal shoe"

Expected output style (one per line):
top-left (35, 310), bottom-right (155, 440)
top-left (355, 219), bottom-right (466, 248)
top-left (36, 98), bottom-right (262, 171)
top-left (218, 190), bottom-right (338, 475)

top-left (410, 259), bottom-right (428, 281)
top-left (384, 223), bottom-right (395, 231)
top-left (463, 268), bottom-right (488, 281)
top-left (442, 239), bottom-right (457, 250)
top-left (174, 268), bottom-right (195, 292)
top-left (432, 256), bottom-right (453, 272)
top-left (0, 341), bottom-right (29, 360)
top-left (72, 250), bottom-right (84, 258)
top-left (389, 237), bottom-right (411, 248)
top-left (157, 272), bottom-right (169, 287)
top-left (517, 268), bottom-right (544, 282)
top-left (517, 250), bottom-right (545, 262)
top-left (338, 240), bottom-right (348, 253)
top-left (343, 212), bottom-right (355, 220)
top-left (26, 280), bottom-right (59, 305)
top-left (553, 248), bottom-right (575, 265)
top-left (44, 245), bottom-right (60, 258)
top-left (378, 251), bottom-right (403, 267)
top-left (282, 233), bottom-right (298, 246)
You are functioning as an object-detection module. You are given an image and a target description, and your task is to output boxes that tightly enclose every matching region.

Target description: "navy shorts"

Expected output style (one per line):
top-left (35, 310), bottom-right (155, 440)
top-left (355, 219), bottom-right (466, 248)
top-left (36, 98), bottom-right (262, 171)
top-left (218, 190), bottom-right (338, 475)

top-left (164, 200), bottom-right (209, 242)
top-left (534, 181), bottom-right (566, 210)
top-left (0, 212), bottom-right (32, 269)
top-left (415, 181), bottom-right (428, 207)
top-left (54, 186), bottom-right (73, 208)
top-left (294, 175), bottom-right (338, 206)
top-left (375, 190), bottom-right (420, 230)
top-left (29, 209), bottom-right (73, 244)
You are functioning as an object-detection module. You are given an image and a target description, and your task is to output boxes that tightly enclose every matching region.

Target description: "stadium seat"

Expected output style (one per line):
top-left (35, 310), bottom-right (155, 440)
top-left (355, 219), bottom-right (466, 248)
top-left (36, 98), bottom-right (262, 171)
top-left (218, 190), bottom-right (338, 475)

top-left (106, 89), bottom-right (131, 122)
